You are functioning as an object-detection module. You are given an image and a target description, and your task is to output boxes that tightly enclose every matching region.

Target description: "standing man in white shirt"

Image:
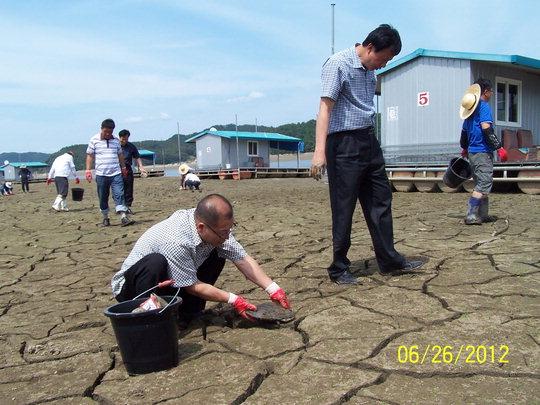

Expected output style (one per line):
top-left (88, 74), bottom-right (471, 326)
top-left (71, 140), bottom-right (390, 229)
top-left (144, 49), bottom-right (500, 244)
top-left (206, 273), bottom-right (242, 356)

top-left (47, 151), bottom-right (80, 211)
top-left (85, 119), bottom-right (133, 227)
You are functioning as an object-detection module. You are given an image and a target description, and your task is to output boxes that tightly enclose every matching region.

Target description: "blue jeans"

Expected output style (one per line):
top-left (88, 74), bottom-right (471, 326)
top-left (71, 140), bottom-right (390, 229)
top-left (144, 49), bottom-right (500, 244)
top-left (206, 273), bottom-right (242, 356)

top-left (96, 174), bottom-right (127, 215)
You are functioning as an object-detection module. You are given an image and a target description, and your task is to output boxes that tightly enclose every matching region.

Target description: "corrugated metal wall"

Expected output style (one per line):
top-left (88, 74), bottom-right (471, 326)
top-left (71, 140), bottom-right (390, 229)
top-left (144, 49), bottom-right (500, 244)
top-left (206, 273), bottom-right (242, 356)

top-left (195, 135), bottom-right (222, 169)
top-left (380, 57), bottom-right (471, 148)
top-left (380, 57), bottom-right (540, 151)
top-left (471, 62), bottom-right (540, 144)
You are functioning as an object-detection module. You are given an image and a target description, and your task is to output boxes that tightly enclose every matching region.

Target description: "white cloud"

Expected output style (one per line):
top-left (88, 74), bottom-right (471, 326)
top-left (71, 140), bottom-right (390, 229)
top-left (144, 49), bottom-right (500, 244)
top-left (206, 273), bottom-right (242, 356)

top-left (125, 116), bottom-right (144, 123)
top-left (124, 113), bottom-right (172, 124)
top-left (227, 91), bottom-right (265, 103)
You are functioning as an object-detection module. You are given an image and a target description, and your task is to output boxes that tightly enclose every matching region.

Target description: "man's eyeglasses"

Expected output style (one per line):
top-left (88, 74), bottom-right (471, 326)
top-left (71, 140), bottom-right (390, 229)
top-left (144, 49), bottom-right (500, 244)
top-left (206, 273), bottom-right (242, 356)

top-left (204, 221), bottom-right (237, 240)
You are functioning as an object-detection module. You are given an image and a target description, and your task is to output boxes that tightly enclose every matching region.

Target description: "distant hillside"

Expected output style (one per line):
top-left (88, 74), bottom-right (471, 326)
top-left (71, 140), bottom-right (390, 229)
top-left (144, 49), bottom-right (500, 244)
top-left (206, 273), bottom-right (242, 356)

top-left (2, 119), bottom-right (317, 169)
top-left (0, 152), bottom-right (50, 165)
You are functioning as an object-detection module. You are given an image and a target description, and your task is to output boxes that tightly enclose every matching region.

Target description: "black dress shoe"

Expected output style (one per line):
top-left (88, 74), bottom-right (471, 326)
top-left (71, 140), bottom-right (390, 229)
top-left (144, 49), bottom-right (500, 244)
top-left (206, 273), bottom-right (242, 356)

top-left (381, 260), bottom-right (424, 275)
top-left (330, 270), bottom-right (359, 285)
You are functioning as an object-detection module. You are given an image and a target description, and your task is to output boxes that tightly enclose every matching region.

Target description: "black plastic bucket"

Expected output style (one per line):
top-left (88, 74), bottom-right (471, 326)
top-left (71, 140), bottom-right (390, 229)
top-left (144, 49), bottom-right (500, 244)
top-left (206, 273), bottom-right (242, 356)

top-left (443, 157), bottom-right (472, 189)
top-left (104, 295), bottom-right (182, 375)
top-left (71, 187), bottom-right (84, 201)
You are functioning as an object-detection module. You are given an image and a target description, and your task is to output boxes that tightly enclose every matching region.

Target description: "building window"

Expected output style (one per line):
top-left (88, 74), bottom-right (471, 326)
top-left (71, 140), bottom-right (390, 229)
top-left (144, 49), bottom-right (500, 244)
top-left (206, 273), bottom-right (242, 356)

top-left (495, 77), bottom-right (521, 127)
top-left (247, 141), bottom-right (258, 156)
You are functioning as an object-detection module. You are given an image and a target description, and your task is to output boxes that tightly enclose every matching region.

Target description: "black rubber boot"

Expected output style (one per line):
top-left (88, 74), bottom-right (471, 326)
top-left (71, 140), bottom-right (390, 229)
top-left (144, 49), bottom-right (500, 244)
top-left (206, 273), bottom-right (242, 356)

top-left (465, 198), bottom-right (482, 225)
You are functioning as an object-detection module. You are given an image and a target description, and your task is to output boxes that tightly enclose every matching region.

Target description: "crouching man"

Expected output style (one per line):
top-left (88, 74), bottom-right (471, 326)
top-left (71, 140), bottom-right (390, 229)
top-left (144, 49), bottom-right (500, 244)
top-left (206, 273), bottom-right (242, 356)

top-left (111, 193), bottom-right (290, 322)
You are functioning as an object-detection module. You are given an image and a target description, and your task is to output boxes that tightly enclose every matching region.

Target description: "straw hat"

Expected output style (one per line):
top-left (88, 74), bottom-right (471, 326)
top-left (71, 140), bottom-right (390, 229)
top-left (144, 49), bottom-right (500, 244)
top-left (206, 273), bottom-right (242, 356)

top-left (178, 164), bottom-right (190, 175)
top-left (459, 84), bottom-right (481, 119)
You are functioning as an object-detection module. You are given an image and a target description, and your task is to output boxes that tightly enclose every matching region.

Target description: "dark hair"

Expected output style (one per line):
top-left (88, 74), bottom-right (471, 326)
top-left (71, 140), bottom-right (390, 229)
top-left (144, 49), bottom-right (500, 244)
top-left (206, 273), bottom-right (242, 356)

top-left (474, 78), bottom-right (492, 93)
top-left (119, 129), bottom-right (130, 138)
top-left (101, 118), bottom-right (115, 129)
top-left (362, 24), bottom-right (402, 55)
top-left (195, 194), bottom-right (233, 226)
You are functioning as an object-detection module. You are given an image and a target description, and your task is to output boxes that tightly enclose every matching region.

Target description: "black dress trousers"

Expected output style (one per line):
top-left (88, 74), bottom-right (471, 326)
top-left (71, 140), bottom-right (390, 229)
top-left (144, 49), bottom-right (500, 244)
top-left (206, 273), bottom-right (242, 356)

top-left (325, 127), bottom-right (405, 277)
top-left (116, 250), bottom-right (226, 320)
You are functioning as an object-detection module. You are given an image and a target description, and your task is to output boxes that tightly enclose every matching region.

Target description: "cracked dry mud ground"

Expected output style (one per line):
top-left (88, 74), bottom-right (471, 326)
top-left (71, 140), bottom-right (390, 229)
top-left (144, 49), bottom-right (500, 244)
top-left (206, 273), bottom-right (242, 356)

top-left (0, 178), bottom-right (538, 404)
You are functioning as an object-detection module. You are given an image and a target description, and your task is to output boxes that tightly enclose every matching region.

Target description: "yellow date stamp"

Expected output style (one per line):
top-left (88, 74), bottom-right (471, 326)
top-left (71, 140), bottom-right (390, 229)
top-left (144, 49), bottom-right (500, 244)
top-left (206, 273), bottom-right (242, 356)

top-left (397, 344), bottom-right (510, 365)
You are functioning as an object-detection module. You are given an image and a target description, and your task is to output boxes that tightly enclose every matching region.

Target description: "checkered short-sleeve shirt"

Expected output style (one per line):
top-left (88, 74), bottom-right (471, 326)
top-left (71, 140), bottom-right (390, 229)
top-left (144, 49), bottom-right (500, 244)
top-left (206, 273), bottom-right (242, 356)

top-left (321, 46), bottom-right (377, 134)
top-left (111, 208), bottom-right (247, 296)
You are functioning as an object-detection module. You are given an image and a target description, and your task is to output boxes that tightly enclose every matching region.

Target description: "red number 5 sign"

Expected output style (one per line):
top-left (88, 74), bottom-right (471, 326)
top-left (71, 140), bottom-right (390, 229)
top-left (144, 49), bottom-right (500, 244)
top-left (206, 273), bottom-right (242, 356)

top-left (417, 91), bottom-right (429, 107)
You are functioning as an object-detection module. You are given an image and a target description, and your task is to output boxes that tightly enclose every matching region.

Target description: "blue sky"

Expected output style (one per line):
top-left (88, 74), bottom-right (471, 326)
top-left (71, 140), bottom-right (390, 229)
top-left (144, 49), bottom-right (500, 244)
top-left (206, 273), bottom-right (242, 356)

top-left (1, 0), bottom-right (538, 153)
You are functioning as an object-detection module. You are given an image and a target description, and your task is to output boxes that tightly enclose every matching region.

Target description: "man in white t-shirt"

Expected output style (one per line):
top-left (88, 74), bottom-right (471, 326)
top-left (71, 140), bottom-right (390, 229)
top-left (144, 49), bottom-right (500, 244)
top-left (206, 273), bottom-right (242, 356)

top-left (46, 151), bottom-right (80, 211)
top-left (85, 119), bottom-right (133, 227)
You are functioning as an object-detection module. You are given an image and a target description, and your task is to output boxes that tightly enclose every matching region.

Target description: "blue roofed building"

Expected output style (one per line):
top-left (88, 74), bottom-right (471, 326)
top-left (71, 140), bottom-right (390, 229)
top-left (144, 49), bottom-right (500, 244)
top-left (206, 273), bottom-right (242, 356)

top-left (0, 162), bottom-right (49, 181)
top-left (376, 48), bottom-right (540, 163)
top-left (185, 128), bottom-right (304, 170)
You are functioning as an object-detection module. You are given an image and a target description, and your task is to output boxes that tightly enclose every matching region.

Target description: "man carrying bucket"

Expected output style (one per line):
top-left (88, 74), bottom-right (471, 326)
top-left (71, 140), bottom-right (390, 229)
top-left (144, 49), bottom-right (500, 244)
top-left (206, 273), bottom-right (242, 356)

top-left (111, 194), bottom-right (291, 324)
top-left (459, 79), bottom-right (508, 225)
top-left (47, 151), bottom-right (80, 211)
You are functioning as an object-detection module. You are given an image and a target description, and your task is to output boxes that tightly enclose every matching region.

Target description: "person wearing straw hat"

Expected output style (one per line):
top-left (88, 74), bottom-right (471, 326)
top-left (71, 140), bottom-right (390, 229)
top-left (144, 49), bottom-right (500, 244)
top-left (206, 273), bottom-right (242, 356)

top-left (46, 151), bottom-right (80, 211)
top-left (179, 164), bottom-right (201, 192)
top-left (178, 163), bottom-right (190, 190)
top-left (111, 194), bottom-right (291, 325)
top-left (1, 181), bottom-right (13, 196)
top-left (310, 24), bottom-right (424, 285)
top-left (459, 78), bottom-right (508, 225)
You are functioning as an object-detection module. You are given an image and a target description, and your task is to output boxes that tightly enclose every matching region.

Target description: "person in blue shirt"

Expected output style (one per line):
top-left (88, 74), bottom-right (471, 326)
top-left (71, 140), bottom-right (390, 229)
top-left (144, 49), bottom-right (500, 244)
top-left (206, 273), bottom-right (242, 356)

top-left (119, 129), bottom-right (148, 214)
top-left (459, 78), bottom-right (508, 225)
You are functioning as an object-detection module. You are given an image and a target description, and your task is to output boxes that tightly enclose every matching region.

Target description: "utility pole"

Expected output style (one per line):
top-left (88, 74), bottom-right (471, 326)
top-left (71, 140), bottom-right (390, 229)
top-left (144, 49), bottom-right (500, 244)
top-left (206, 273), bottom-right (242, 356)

top-left (331, 3), bottom-right (335, 55)
top-left (235, 114), bottom-right (240, 170)
top-left (255, 117), bottom-right (258, 133)
top-left (176, 121), bottom-right (181, 163)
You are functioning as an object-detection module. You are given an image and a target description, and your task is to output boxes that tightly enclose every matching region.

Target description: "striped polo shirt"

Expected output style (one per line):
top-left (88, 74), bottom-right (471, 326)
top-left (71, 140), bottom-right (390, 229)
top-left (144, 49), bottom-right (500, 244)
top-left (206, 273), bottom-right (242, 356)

top-left (111, 208), bottom-right (247, 296)
top-left (321, 46), bottom-right (377, 134)
top-left (86, 133), bottom-right (122, 177)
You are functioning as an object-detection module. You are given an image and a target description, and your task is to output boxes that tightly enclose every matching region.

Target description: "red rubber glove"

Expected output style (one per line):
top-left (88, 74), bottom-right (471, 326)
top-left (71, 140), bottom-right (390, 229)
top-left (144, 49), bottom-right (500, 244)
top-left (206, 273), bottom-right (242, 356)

top-left (121, 167), bottom-right (129, 178)
top-left (232, 296), bottom-right (256, 320)
top-left (75, 177), bottom-right (80, 184)
top-left (461, 149), bottom-right (468, 158)
top-left (85, 170), bottom-right (92, 183)
top-left (46, 178), bottom-right (53, 185)
top-left (270, 288), bottom-right (291, 309)
top-left (497, 147), bottom-right (508, 162)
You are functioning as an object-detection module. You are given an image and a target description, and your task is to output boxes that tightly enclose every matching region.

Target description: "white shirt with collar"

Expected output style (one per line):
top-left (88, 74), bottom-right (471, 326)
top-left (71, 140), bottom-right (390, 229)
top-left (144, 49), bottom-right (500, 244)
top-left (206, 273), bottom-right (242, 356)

top-left (48, 153), bottom-right (77, 179)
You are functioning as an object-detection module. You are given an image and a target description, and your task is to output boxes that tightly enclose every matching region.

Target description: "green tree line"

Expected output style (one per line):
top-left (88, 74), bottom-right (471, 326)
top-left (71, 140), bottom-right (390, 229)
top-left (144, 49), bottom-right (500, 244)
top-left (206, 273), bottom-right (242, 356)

top-left (2, 119), bottom-right (321, 170)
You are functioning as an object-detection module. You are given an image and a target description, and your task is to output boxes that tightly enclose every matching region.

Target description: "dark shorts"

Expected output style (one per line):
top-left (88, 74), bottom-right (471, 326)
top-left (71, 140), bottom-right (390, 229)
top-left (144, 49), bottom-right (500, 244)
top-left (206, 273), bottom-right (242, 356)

top-left (469, 152), bottom-right (494, 194)
top-left (55, 176), bottom-right (69, 198)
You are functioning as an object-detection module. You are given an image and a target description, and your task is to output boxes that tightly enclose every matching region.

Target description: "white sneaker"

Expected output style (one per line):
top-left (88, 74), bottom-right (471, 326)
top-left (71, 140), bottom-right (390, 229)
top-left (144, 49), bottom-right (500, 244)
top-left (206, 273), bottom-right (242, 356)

top-left (52, 203), bottom-right (61, 211)
top-left (60, 199), bottom-right (69, 211)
